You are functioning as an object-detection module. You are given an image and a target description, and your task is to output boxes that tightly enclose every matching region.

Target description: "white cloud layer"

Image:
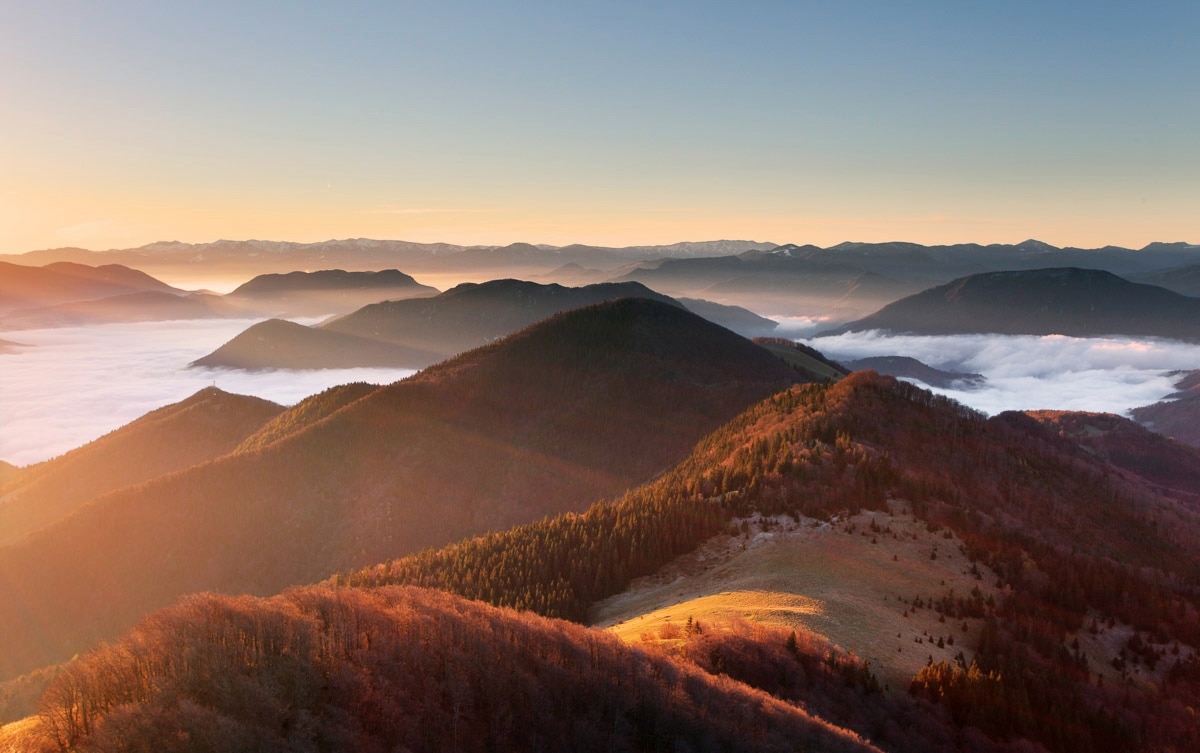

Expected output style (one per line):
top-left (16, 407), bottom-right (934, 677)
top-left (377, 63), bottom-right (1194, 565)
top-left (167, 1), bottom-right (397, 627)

top-left (0, 319), bottom-right (416, 466)
top-left (3, 321), bottom-right (1195, 468)
top-left (806, 330), bottom-right (1200, 417)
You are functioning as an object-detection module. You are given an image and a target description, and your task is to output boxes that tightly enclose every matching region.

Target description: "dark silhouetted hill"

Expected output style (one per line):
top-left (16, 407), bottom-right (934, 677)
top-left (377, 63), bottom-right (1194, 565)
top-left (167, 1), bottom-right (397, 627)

top-left (827, 268), bottom-right (1200, 340)
top-left (225, 268), bottom-right (439, 316)
top-left (196, 279), bottom-right (683, 369)
top-left (841, 355), bottom-right (986, 389)
top-left (1131, 371), bottom-right (1200, 448)
top-left (0, 298), bottom-right (802, 679)
top-left (0, 388), bottom-right (282, 546)
top-left (192, 318), bottom-right (441, 370)
top-left (1130, 264), bottom-right (1200, 297)
top-left (677, 297), bottom-right (778, 337)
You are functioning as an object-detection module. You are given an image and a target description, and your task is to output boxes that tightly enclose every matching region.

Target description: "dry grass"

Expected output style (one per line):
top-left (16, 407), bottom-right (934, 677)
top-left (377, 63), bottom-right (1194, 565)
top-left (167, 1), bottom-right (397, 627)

top-left (593, 501), bottom-right (1004, 692)
top-left (0, 717), bottom-right (39, 753)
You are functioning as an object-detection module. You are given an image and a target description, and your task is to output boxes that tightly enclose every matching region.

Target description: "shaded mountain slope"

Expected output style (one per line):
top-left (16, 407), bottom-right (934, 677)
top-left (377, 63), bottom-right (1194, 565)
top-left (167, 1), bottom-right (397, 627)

top-left (1129, 263), bottom-right (1200, 297)
top-left (322, 279), bottom-right (679, 355)
top-left (193, 318), bottom-right (440, 370)
top-left (1025, 410), bottom-right (1200, 495)
top-left (0, 298), bottom-right (801, 679)
top-left (841, 355), bottom-right (986, 389)
top-left (0, 388), bottom-right (283, 546)
top-left (677, 297), bottom-right (778, 337)
top-left (1130, 371), bottom-right (1200, 449)
top-left (234, 382), bottom-right (381, 453)
top-left (196, 279), bottom-right (682, 369)
top-left (827, 268), bottom-right (1200, 340)
top-left (351, 371), bottom-right (1200, 753)
top-left (0, 261), bottom-right (176, 314)
top-left (225, 268), bottom-right (439, 316)
top-left (613, 253), bottom-right (920, 317)
top-left (0, 291), bottom-right (237, 330)
top-left (13, 586), bottom-right (876, 753)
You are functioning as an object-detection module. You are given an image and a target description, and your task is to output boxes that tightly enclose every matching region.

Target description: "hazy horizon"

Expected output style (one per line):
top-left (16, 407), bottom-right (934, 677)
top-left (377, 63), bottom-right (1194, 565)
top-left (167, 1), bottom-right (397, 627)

top-left (2, 2), bottom-right (1196, 253)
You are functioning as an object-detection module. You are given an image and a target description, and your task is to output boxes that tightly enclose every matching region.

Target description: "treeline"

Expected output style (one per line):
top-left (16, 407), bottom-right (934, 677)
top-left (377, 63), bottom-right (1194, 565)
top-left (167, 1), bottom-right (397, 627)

top-left (24, 586), bottom-right (875, 753)
top-left (342, 371), bottom-right (1200, 753)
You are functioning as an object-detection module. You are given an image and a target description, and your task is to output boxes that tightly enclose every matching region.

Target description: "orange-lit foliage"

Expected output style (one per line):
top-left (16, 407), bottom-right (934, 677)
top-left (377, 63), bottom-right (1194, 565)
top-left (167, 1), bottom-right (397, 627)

top-left (27, 587), bottom-right (875, 753)
top-left (349, 371), bottom-right (1200, 753)
top-left (0, 298), bottom-right (800, 680)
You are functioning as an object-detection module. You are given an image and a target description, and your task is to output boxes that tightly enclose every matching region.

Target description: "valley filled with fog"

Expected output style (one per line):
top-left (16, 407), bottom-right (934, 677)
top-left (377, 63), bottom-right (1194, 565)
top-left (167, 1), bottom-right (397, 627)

top-left (0, 318), bottom-right (417, 466)
top-left (2, 313), bottom-right (1195, 467)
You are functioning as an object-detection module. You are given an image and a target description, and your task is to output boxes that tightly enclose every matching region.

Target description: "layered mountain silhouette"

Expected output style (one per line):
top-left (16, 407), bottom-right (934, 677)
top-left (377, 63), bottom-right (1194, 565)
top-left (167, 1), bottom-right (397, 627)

top-left (1130, 263), bottom-right (1200, 297)
top-left (840, 355), bottom-right (986, 389)
top-left (826, 267), bottom-right (1200, 340)
top-left (347, 371), bottom-right (1200, 753)
top-left (195, 279), bottom-right (772, 370)
top-left (0, 261), bottom-right (179, 315)
top-left (0, 298), bottom-right (802, 678)
top-left (0, 290), bottom-right (239, 330)
top-left (1131, 371), bottom-right (1200, 448)
top-left (224, 268), bottom-right (439, 316)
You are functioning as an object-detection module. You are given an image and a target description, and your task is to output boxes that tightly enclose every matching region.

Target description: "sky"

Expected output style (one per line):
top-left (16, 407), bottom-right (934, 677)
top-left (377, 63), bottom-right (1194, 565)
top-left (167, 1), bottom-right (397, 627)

top-left (0, 1), bottom-right (1196, 252)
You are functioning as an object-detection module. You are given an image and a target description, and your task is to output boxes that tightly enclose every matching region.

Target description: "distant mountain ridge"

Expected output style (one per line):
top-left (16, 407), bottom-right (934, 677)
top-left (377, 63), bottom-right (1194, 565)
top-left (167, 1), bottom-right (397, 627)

top-left (195, 279), bottom-right (774, 370)
top-left (825, 267), bottom-right (1200, 341)
top-left (0, 261), bottom-right (179, 315)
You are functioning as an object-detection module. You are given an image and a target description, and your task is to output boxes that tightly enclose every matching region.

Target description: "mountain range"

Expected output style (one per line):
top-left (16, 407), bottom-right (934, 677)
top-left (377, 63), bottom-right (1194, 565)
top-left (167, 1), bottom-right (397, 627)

top-left (825, 267), bottom-right (1200, 341)
top-left (0, 298), bottom-right (802, 679)
top-left (6, 242), bottom-right (1200, 751)
top-left (194, 279), bottom-right (778, 370)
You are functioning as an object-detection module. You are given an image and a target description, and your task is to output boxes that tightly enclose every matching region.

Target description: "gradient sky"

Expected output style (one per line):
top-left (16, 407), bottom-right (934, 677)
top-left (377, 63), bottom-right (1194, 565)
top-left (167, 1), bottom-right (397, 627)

top-left (1, 1), bottom-right (1196, 252)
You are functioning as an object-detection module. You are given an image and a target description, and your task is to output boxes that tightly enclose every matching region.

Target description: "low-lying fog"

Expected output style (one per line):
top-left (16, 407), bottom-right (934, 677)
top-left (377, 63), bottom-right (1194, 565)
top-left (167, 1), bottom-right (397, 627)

top-left (806, 331), bottom-right (1197, 417)
top-left (2, 317), bottom-right (1196, 468)
top-left (0, 319), bottom-right (417, 467)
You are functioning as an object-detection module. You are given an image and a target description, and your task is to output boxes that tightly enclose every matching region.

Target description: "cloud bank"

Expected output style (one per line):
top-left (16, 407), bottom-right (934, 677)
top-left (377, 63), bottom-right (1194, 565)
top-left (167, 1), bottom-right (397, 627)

top-left (0, 319), bottom-right (416, 466)
top-left (806, 331), bottom-right (1200, 417)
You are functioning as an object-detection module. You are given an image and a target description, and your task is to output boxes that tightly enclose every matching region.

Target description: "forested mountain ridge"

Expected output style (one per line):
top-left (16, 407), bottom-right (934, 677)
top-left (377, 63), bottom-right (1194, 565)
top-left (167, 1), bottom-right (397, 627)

top-left (0, 298), bottom-right (802, 680)
top-left (10, 586), bottom-right (880, 753)
top-left (348, 371), bottom-right (1200, 753)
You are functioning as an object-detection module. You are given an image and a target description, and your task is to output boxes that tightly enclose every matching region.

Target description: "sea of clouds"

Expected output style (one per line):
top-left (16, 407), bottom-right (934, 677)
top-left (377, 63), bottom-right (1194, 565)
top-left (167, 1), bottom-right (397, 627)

top-left (805, 330), bottom-right (1200, 417)
top-left (3, 317), bottom-right (1198, 468)
top-left (0, 319), bottom-right (416, 466)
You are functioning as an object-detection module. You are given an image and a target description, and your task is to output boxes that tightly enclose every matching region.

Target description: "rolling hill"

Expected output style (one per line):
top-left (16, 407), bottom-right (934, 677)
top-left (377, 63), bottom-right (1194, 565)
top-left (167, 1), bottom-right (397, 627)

top-left (225, 268), bottom-right (439, 316)
top-left (1129, 263), bottom-right (1200, 297)
top-left (0, 298), bottom-right (803, 679)
top-left (196, 279), bottom-right (685, 370)
top-left (8, 586), bottom-right (877, 753)
top-left (826, 267), bottom-right (1200, 340)
top-left (0, 388), bottom-right (283, 546)
top-left (1130, 370), bottom-right (1200, 448)
top-left (349, 371), bottom-right (1200, 753)
top-left (840, 355), bottom-right (986, 389)
top-left (0, 290), bottom-right (238, 330)
top-left (0, 261), bottom-right (178, 315)
top-left (192, 318), bottom-right (440, 370)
